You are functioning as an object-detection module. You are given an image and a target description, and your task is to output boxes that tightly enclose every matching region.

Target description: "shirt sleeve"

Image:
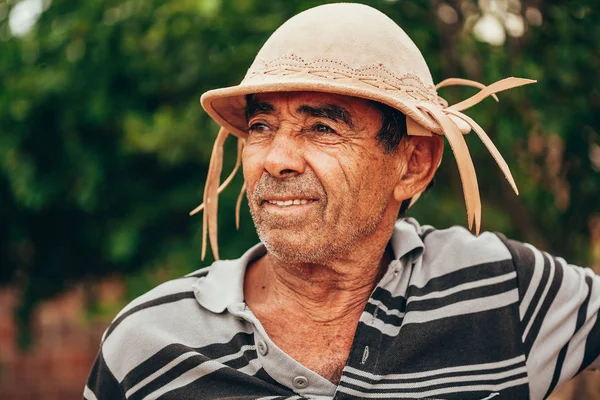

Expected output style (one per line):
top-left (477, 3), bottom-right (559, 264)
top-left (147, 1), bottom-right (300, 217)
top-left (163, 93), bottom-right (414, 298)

top-left (497, 234), bottom-right (600, 399)
top-left (83, 348), bottom-right (126, 400)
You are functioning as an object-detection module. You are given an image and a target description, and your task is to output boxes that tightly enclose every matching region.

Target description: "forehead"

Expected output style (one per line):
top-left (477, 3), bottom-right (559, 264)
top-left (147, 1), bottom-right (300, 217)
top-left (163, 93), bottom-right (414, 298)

top-left (250, 91), bottom-right (374, 112)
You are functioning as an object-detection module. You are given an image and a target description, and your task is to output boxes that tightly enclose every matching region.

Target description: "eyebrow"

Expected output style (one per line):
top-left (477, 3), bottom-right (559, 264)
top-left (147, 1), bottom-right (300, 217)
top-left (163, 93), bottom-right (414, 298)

top-left (245, 97), bottom-right (275, 122)
top-left (244, 95), bottom-right (354, 128)
top-left (296, 104), bottom-right (354, 128)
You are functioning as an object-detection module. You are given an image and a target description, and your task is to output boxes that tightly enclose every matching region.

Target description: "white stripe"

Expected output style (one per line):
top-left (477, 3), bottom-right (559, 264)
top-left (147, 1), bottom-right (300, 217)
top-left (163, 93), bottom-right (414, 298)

top-left (141, 344), bottom-right (256, 400)
top-left (363, 288), bottom-right (519, 336)
top-left (402, 289), bottom-right (519, 326)
top-left (337, 376), bottom-right (528, 398)
top-left (526, 260), bottom-right (600, 399)
top-left (407, 272), bottom-right (517, 304)
top-left (238, 355), bottom-right (262, 376)
top-left (111, 277), bottom-right (198, 323)
top-left (340, 366), bottom-right (527, 390)
top-left (126, 351), bottom-right (199, 397)
top-left (345, 355), bottom-right (525, 381)
top-left (529, 257), bottom-right (581, 398)
top-left (368, 298), bottom-right (405, 318)
top-left (519, 244), bottom-right (544, 319)
top-left (522, 253), bottom-right (555, 341)
top-left (83, 386), bottom-right (98, 400)
top-left (360, 311), bottom-right (401, 336)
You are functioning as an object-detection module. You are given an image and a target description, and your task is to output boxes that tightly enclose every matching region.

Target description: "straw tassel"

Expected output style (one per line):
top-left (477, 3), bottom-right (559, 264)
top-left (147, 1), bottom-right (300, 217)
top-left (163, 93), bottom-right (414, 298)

top-left (436, 78), bottom-right (500, 102)
top-left (235, 182), bottom-right (246, 230)
top-left (444, 108), bottom-right (519, 195)
top-left (189, 137), bottom-right (245, 216)
top-left (421, 103), bottom-right (482, 234)
top-left (195, 128), bottom-right (228, 260)
top-left (422, 76), bottom-right (537, 234)
top-left (447, 77), bottom-right (536, 112)
top-left (189, 132), bottom-right (246, 260)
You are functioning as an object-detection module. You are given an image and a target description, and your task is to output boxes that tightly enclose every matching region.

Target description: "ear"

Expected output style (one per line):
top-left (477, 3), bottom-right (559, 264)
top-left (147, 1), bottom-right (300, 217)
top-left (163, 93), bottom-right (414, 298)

top-left (393, 134), bottom-right (443, 202)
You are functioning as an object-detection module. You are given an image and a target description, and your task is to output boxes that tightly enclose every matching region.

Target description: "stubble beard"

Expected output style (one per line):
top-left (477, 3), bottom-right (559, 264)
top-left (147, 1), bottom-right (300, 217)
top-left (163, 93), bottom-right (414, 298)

top-left (247, 174), bottom-right (389, 265)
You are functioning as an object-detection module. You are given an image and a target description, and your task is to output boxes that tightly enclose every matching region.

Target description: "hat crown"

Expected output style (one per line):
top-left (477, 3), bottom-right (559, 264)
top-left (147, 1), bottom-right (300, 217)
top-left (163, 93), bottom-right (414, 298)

top-left (245, 3), bottom-right (434, 88)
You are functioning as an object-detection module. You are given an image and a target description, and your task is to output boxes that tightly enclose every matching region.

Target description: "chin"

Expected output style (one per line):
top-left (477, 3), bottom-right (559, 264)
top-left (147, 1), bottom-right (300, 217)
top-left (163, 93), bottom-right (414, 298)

top-left (258, 230), bottom-right (344, 264)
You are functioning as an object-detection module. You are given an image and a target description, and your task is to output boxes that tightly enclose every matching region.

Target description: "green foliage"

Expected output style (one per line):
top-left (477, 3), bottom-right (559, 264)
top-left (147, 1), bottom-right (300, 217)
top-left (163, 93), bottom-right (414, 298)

top-left (0, 0), bottom-right (599, 345)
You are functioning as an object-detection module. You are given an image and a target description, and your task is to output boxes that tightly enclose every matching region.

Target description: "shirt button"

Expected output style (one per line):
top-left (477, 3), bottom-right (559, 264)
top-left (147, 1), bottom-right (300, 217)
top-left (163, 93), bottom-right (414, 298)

top-left (257, 340), bottom-right (268, 356)
top-left (293, 376), bottom-right (309, 389)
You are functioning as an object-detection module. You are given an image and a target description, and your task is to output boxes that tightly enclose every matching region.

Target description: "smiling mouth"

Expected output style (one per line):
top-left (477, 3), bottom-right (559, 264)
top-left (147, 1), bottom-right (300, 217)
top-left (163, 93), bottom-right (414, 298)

top-left (262, 199), bottom-right (315, 207)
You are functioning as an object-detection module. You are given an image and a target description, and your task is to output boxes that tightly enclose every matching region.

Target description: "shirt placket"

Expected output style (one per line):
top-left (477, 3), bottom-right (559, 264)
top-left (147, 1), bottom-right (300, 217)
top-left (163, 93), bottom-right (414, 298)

top-left (333, 257), bottom-right (414, 399)
top-left (227, 302), bottom-right (338, 399)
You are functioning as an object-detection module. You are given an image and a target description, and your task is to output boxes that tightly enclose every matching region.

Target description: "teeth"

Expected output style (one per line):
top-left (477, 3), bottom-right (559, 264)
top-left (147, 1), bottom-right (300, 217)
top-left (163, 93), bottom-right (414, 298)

top-left (267, 199), bottom-right (310, 207)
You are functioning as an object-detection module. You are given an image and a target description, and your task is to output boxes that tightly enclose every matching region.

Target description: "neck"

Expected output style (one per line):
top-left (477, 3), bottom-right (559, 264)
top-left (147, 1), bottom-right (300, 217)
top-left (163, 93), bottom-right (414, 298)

top-left (244, 222), bottom-right (395, 324)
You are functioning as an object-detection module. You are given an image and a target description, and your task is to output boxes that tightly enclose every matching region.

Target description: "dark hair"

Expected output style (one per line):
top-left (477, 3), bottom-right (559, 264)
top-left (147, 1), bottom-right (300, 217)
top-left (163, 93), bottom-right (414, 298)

top-left (368, 101), bottom-right (416, 215)
top-left (369, 101), bottom-right (407, 154)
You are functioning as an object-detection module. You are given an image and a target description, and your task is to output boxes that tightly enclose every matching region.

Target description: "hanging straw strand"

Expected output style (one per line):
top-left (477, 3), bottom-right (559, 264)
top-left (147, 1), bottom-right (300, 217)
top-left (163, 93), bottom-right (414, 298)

top-left (200, 128), bottom-right (229, 260)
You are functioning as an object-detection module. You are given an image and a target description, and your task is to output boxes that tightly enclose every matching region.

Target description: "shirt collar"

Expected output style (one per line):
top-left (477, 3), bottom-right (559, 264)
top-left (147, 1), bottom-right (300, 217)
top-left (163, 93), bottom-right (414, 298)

top-left (193, 218), bottom-right (424, 313)
top-left (390, 217), bottom-right (425, 261)
top-left (192, 243), bottom-right (266, 313)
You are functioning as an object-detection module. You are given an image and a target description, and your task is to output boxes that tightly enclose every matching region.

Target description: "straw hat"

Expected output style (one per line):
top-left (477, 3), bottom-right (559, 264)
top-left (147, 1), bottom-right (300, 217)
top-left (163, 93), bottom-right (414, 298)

top-left (191, 3), bottom-right (535, 260)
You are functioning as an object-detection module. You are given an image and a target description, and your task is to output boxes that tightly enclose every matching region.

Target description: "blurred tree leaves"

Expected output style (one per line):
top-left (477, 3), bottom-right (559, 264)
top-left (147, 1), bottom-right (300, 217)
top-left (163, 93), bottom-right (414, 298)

top-left (0, 0), bottom-right (599, 346)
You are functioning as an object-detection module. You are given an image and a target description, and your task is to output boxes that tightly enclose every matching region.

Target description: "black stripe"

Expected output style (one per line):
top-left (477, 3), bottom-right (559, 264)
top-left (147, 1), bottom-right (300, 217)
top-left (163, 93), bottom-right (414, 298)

top-left (406, 277), bottom-right (516, 312)
top-left (364, 302), bottom-right (403, 327)
top-left (129, 347), bottom-right (258, 400)
top-left (339, 371), bottom-right (528, 394)
top-left (524, 254), bottom-right (564, 350)
top-left (579, 309), bottom-right (600, 372)
top-left (86, 349), bottom-right (126, 399)
top-left (546, 275), bottom-right (593, 394)
top-left (128, 353), bottom-right (212, 400)
top-left (224, 348), bottom-right (258, 369)
top-left (520, 252), bottom-right (551, 333)
top-left (122, 332), bottom-right (254, 392)
top-left (359, 305), bottom-right (524, 373)
top-left (495, 233), bottom-right (536, 300)
top-left (420, 226), bottom-right (436, 240)
top-left (545, 344), bottom-right (569, 398)
top-left (370, 287), bottom-right (406, 313)
top-left (406, 260), bottom-right (514, 299)
top-left (344, 359), bottom-right (526, 384)
top-left (578, 276), bottom-right (600, 373)
top-left (104, 291), bottom-right (195, 339)
top-left (161, 366), bottom-right (294, 399)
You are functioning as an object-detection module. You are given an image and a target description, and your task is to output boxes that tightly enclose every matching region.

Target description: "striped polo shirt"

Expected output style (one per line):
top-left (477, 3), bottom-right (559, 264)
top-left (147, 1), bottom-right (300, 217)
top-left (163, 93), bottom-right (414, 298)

top-left (84, 218), bottom-right (600, 400)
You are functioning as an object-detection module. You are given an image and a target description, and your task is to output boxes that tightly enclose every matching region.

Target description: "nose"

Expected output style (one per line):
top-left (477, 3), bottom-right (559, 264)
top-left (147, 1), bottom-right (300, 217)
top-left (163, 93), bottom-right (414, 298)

top-left (263, 134), bottom-right (306, 178)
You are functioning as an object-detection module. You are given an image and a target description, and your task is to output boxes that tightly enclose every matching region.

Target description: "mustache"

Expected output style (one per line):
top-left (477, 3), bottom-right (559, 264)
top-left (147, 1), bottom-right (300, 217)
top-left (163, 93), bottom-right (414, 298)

top-left (251, 171), bottom-right (325, 203)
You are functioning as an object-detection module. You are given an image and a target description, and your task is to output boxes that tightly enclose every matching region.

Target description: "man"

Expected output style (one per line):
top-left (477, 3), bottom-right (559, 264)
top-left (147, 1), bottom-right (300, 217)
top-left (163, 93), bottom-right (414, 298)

top-left (85, 3), bottom-right (600, 399)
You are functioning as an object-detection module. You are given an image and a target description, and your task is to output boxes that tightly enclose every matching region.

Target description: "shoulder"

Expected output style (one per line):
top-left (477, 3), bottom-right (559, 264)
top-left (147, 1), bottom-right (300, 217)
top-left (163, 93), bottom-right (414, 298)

top-left (407, 220), bottom-right (515, 287)
top-left (100, 267), bottom-right (212, 349)
top-left (97, 262), bottom-right (253, 386)
top-left (102, 268), bottom-right (210, 340)
top-left (418, 222), bottom-right (512, 267)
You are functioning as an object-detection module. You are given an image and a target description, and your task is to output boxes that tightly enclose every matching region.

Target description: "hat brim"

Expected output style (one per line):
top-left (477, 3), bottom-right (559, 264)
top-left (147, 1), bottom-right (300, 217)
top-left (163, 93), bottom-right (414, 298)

top-left (200, 78), bottom-right (470, 138)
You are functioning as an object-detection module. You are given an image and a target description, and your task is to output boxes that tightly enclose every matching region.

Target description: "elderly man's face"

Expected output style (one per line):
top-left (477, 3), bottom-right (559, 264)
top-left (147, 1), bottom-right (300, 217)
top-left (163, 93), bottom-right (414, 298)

top-left (242, 92), bottom-right (404, 263)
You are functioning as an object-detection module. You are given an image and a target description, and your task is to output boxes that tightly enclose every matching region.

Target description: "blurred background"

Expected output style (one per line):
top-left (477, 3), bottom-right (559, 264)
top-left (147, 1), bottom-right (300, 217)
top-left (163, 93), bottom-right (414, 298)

top-left (0, 0), bottom-right (599, 398)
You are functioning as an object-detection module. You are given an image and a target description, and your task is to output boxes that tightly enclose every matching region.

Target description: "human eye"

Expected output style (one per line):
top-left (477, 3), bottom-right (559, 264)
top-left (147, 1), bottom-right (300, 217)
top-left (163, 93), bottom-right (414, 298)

top-left (248, 122), bottom-right (270, 134)
top-left (312, 123), bottom-right (337, 135)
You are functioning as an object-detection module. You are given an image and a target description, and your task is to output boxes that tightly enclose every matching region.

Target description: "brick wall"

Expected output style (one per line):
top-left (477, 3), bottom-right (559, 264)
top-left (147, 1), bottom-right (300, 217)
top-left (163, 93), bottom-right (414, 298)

top-left (0, 279), bottom-right (122, 400)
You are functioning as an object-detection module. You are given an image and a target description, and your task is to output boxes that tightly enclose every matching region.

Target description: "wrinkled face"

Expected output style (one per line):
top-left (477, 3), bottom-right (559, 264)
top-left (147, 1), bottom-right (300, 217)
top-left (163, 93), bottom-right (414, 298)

top-left (242, 92), bottom-right (403, 263)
